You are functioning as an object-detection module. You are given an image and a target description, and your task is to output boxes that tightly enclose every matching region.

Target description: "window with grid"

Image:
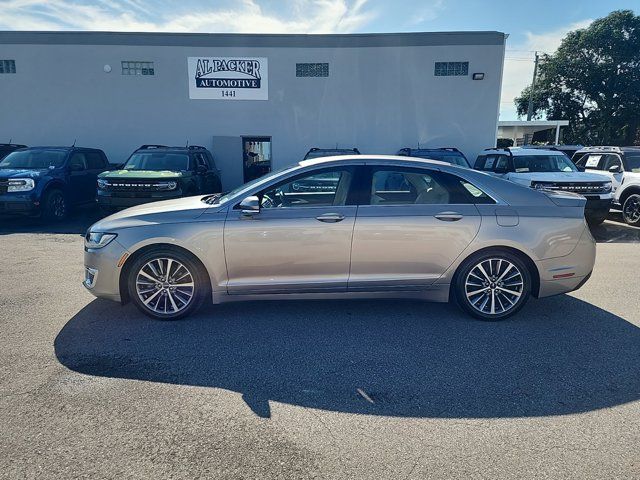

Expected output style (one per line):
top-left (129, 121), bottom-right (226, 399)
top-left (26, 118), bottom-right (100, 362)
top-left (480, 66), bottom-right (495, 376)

top-left (296, 63), bottom-right (329, 77)
top-left (434, 61), bottom-right (469, 76)
top-left (0, 60), bottom-right (16, 74)
top-left (121, 61), bottom-right (155, 76)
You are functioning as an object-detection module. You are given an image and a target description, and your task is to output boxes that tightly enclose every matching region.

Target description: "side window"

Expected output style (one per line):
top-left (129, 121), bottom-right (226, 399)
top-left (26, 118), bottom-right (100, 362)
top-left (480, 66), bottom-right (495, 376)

top-left (494, 155), bottom-right (510, 172)
top-left (68, 152), bottom-right (87, 170)
top-left (194, 153), bottom-right (208, 170)
top-left (625, 154), bottom-right (640, 173)
top-left (483, 155), bottom-right (499, 171)
top-left (370, 167), bottom-right (495, 206)
top-left (602, 154), bottom-right (622, 171)
top-left (258, 168), bottom-right (353, 208)
top-left (206, 152), bottom-right (217, 170)
top-left (370, 168), bottom-right (449, 205)
top-left (86, 152), bottom-right (106, 170)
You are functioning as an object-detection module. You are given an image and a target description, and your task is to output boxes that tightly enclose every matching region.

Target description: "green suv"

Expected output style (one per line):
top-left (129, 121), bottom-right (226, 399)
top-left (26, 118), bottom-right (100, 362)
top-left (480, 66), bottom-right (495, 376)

top-left (97, 145), bottom-right (222, 212)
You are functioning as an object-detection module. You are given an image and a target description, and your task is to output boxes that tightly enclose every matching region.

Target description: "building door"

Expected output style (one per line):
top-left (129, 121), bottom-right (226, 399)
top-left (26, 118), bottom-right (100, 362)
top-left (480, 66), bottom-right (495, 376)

top-left (242, 136), bottom-right (271, 183)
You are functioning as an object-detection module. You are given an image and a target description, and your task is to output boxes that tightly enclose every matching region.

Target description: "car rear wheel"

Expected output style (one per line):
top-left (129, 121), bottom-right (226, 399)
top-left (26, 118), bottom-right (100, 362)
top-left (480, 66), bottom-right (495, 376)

top-left (42, 189), bottom-right (67, 221)
top-left (127, 248), bottom-right (207, 320)
top-left (622, 194), bottom-right (640, 226)
top-left (454, 251), bottom-right (531, 321)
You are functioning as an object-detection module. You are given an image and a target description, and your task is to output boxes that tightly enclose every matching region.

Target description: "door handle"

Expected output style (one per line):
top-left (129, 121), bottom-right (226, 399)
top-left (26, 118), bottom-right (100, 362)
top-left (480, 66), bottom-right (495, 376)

top-left (316, 213), bottom-right (345, 223)
top-left (434, 212), bottom-right (463, 222)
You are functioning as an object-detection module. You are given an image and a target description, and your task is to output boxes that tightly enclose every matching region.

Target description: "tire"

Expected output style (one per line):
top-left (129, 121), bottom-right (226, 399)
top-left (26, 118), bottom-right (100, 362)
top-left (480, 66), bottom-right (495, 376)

top-left (127, 248), bottom-right (208, 320)
top-left (454, 250), bottom-right (532, 321)
top-left (622, 193), bottom-right (640, 226)
top-left (42, 189), bottom-right (68, 221)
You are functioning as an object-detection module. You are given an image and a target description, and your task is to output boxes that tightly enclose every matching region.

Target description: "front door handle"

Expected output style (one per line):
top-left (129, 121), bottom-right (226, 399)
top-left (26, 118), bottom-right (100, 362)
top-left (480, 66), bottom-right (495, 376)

top-left (434, 212), bottom-right (463, 222)
top-left (316, 213), bottom-right (345, 223)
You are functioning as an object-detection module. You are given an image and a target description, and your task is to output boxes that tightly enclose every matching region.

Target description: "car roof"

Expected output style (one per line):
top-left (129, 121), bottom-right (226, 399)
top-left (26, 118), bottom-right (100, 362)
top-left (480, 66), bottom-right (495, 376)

top-left (299, 154), bottom-right (451, 168)
top-left (483, 148), bottom-right (567, 157)
top-left (575, 146), bottom-right (640, 154)
top-left (134, 145), bottom-right (208, 153)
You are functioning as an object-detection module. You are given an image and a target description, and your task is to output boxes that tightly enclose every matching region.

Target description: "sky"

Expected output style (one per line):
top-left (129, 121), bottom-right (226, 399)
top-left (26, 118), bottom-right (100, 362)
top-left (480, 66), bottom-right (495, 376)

top-left (1, 0), bottom-right (638, 119)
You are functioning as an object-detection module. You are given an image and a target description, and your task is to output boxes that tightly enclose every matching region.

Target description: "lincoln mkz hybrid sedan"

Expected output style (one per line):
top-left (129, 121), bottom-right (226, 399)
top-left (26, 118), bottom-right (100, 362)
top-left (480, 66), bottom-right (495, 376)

top-left (83, 155), bottom-right (596, 321)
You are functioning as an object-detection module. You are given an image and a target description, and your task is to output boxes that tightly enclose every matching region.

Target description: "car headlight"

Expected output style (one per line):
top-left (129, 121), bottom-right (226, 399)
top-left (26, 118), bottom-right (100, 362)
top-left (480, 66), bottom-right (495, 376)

top-left (602, 182), bottom-right (612, 193)
top-left (7, 178), bottom-right (35, 192)
top-left (84, 231), bottom-right (117, 249)
top-left (97, 179), bottom-right (110, 189)
top-left (158, 181), bottom-right (178, 191)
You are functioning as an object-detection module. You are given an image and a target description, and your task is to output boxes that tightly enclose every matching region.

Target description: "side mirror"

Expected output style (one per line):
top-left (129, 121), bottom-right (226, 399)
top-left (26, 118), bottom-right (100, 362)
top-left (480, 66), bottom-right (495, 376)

top-left (239, 195), bottom-right (260, 216)
top-left (196, 165), bottom-right (207, 174)
top-left (608, 164), bottom-right (621, 173)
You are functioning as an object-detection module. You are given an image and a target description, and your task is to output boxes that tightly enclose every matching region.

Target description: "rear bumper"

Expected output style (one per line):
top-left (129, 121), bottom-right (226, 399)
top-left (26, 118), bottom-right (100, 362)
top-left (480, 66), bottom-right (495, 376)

top-left (536, 226), bottom-right (596, 298)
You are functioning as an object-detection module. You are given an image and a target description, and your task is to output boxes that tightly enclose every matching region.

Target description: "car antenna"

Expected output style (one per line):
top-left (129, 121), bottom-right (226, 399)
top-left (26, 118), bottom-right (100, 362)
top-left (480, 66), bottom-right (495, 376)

top-left (186, 140), bottom-right (189, 148)
top-left (72, 139), bottom-right (76, 147)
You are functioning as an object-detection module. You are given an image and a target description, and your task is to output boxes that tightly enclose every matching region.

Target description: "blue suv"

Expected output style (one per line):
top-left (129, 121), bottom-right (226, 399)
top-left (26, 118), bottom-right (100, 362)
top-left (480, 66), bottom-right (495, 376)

top-left (0, 146), bottom-right (110, 220)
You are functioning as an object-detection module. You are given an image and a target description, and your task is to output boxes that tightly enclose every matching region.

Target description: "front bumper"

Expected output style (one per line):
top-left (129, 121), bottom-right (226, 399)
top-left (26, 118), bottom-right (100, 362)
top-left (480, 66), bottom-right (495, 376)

top-left (583, 195), bottom-right (613, 215)
top-left (0, 192), bottom-right (39, 215)
top-left (97, 189), bottom-right (184, 209)
top-left (83, 238), bottom-right (130, 302)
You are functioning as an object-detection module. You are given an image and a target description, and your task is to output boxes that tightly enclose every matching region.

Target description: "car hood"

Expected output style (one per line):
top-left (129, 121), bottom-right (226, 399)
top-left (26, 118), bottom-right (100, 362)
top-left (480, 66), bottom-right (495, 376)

top-left (98, 170), bottom-right (185, 179)
top-left (0, 168), bottom-right (50, 178)
top-left (506, 171), bottom-right (610, 183)
top-left (90, 196), bottom-right (211, 231)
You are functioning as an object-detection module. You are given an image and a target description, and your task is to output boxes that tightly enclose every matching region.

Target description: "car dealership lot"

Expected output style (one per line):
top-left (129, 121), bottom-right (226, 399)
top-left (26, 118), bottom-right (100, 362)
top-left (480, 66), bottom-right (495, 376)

top-left (1, 213), bottom-right (639, 479)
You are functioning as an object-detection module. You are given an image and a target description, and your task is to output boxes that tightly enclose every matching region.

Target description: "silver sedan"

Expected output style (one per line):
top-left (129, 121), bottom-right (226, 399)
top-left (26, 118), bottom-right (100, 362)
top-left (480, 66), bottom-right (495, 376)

top-left (83, 155), bottom-right (596, 321)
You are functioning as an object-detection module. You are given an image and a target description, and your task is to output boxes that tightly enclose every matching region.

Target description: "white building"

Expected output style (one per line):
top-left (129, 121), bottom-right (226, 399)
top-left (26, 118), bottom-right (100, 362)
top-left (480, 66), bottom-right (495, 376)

top-left (0, 31), bottom-right (506, 188)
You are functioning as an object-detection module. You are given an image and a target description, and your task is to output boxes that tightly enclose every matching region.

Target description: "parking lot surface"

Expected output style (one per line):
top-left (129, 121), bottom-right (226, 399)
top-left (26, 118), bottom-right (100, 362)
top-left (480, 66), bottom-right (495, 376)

top-left (1, 212), bottom-right (639, 479)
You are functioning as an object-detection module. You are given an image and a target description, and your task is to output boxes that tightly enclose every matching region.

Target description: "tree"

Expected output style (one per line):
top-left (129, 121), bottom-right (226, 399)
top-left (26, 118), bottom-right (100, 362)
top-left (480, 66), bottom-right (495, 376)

top-left (515, 10), bottom-right (640, 145)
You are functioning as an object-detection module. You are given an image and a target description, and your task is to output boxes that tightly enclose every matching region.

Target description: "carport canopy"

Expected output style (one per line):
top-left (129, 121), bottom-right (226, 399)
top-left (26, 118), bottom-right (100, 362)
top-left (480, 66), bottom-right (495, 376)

top-left (498, 120), bottom-right (569, 146)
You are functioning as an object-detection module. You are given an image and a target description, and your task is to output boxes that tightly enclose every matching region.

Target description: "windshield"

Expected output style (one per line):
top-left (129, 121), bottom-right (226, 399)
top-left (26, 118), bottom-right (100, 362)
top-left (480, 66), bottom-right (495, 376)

top-left (123, 152), bottom-right (190, 171)
top-left (411, 151), bottom-right (470, 167)
top-left (0, 150), bottom-right (67, 169)
top-left (212, 164), bottom-right (299, 205)
top-left (513, 154), bottom-right (577, 173)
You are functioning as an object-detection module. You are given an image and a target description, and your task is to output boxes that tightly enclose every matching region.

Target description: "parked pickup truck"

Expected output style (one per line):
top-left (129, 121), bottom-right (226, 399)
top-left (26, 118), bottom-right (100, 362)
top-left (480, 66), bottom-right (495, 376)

top-left (0, 146), bottom-right (110, 220)
top-left (97, 145), bottom-right (222, 212)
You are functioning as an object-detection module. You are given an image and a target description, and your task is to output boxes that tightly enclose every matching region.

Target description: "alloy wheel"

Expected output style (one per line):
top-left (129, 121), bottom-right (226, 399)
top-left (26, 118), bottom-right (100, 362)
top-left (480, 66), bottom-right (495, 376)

top-left (623, 195), bottom-right (640, 225)
top-left (464, 258), bottom-right (524, 316)
top-left (135, 257), bottom-right (195, 315)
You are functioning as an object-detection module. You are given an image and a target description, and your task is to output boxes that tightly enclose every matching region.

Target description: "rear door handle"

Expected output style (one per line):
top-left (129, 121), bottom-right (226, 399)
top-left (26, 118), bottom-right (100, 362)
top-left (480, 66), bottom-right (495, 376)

top-left (316, 213), bottom-right (345, 223)
top-left (434, 212), bottom-right (463, 222)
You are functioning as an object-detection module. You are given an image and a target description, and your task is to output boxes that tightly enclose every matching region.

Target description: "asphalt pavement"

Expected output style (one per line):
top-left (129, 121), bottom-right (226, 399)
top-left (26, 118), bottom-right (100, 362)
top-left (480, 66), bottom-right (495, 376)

top-left (0, 212), bottom-right (639, 479)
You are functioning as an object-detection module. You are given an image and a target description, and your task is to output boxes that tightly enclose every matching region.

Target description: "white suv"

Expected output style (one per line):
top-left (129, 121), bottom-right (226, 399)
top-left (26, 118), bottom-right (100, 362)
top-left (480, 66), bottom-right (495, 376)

top-left (572, 146), bottom-right (640, 226)
top-left (474, 147), bottom-right (613, 225)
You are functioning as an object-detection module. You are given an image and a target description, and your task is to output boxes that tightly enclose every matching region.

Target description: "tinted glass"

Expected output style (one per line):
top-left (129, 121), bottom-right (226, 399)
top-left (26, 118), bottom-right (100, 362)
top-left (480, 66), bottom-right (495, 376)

top-left (260, 168), bottom-right (352, 208)
top-left (0, 149), bottom-right (67, 169)
top-left (370, 169), bottom-right (451, 204)
top-left (513, 155), bottom-right (577, 172)
top-left (409, 151), bottom-right (470, 167)
top-left (69, 152), bottom-right (87, 170)
top-left (625, 154), bottom-right (640, 172)
top-left (304, 149), bottom-right (357, 159)
top-left (86, 151), bottom-right (106, 169)
top-left (124, 152), bottom-right (190, 171)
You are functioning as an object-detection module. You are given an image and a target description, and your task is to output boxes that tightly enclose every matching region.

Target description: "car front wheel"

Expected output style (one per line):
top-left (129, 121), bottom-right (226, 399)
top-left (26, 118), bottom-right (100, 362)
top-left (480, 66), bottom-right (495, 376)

top-left (454, 251), bottom-right (531, 321)
top-left (622, 194), bottom-right (640, 226)
top-left (127, 248), bottom-right (208, 320)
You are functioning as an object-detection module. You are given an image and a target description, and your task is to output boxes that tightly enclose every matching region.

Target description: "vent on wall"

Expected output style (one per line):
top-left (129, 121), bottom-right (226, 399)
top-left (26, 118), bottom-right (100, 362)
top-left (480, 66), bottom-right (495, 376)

top-left (0, 60), bottom-right (16, 74)
top-left (296, 63), bottom-right (329, 77)
top-left (434, 61), bottom-right (469, 76)
top-left (122, 61), bottom-right (155, 76)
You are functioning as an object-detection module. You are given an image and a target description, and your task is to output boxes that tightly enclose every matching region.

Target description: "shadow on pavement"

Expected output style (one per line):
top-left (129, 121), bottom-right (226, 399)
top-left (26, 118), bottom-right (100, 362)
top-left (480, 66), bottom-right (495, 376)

top-left (55, 296), bottom-right (640, 419)
top-left (590, 212), bottom-right (640, 243)
top-left (0, 207), bottom-right (103, 235)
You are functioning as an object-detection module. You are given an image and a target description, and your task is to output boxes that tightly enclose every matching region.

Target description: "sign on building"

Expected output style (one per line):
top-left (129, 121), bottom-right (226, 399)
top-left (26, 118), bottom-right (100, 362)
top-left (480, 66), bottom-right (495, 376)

top-left (187, 57), bottom-right (268, 100)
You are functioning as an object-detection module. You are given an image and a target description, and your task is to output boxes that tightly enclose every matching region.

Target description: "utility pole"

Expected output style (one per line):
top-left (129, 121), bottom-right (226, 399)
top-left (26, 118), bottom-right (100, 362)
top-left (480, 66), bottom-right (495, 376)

top-left (526, 51), bottom-right (539, 121)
